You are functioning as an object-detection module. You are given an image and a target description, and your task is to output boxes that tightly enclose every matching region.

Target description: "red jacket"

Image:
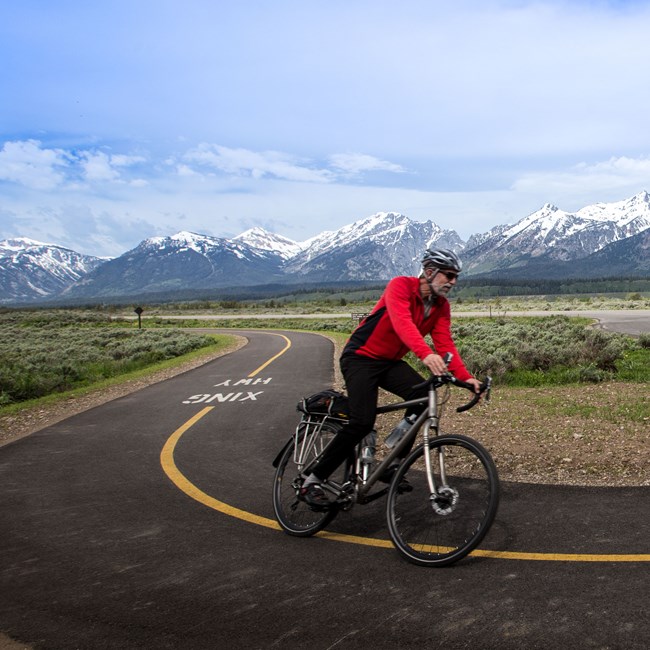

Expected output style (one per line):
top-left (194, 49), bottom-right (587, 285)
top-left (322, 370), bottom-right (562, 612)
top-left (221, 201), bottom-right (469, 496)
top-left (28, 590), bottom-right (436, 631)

top-left (342, 276), bottom-right (472, 381)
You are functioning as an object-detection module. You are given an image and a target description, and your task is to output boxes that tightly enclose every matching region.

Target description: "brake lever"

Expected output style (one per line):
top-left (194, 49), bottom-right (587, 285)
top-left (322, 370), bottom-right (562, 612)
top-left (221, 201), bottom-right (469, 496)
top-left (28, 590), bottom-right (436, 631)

top-left (483, 376), bottom-right (492, 405)
top-left (455, 376), bottom-right (492, 413)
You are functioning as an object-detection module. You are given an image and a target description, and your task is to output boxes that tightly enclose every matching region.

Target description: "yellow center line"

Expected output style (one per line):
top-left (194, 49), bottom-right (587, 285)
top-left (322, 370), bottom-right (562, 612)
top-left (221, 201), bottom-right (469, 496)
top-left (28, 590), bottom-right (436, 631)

top-left (160, 410), bottom-right (650, 563)
top-left (247, 333), bottom-right (291, 377)
top-left (159, 332), bottom-right (650, 563)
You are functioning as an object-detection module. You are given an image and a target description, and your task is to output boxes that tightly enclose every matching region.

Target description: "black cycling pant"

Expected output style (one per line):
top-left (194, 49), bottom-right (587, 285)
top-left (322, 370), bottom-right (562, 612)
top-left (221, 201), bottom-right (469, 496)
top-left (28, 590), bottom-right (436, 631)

top-left (310, 355), bottom-right (427, 481)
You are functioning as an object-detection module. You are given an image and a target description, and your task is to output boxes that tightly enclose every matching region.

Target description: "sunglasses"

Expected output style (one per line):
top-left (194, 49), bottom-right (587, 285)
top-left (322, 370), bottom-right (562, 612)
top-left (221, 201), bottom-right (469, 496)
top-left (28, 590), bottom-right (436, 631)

top-left (440, 270), bottom-right (460, 281)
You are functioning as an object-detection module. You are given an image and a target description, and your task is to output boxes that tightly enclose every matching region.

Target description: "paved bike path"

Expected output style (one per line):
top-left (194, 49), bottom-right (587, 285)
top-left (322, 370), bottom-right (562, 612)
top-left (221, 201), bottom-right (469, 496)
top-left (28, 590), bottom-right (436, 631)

top-left (0, 330), bottom-right (648, 649)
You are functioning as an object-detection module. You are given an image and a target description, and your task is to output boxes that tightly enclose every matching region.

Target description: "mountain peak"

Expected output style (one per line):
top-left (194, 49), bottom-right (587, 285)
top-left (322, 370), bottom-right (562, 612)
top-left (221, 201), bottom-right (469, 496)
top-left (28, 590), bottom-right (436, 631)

top-left (0, 236), bottom-right (51, 253)
top-left (2, 191), bottom-right (649, 303)
top-left (463, 191), bottom-right (650, 273)
top-left (233, 227), bottom-right (303, 259)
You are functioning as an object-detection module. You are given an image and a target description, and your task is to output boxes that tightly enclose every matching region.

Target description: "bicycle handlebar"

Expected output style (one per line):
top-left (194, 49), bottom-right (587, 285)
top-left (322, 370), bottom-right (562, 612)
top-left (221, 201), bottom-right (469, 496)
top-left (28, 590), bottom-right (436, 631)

top-left (412, 347), bottom-right (491, 415)
top-left (452, 376), bottom-right (491, 412)
top-left (410, 352), bottom-right (491, 412)
top-left (410, 373), bottom-right (491, 411)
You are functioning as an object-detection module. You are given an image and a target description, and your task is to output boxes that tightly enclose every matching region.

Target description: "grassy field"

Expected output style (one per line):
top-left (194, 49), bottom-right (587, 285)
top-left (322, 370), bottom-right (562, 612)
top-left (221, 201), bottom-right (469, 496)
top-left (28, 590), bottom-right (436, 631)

top-left (0, 305), bottom-right (647, 408)
top-left (113, 291), bottom-right (650, 316)
top-left (0, 310), bottom-right (221, 407)
top-left (0, 305), bottom-right (647, 485)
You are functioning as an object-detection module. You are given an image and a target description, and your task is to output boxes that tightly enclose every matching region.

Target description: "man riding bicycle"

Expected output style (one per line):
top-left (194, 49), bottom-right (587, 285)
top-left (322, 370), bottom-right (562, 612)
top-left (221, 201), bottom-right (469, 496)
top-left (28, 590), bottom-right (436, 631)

top-left (300, 248), bottom-right (483, 510)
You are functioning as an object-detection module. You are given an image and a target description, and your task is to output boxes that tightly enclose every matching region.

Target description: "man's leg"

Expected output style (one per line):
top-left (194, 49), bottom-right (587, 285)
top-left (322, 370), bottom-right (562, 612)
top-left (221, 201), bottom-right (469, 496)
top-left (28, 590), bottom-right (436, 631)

top-left (308, 356), bottom-right (382, 481)
top-left (379, 361), bottom-right (428, 468)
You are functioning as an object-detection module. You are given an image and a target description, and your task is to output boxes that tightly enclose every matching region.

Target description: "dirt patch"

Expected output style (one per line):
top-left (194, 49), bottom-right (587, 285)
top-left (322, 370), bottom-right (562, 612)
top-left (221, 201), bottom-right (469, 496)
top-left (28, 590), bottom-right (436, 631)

top-left (416, 383), bottom-right (650, 487)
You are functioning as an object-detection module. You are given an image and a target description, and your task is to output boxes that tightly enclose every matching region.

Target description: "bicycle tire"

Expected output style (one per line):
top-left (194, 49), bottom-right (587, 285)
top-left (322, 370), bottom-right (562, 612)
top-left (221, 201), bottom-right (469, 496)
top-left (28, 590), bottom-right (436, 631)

top-left (272, 422), bottom-right (341, 536)
top-left (386, 434), bottom-right (499, 567)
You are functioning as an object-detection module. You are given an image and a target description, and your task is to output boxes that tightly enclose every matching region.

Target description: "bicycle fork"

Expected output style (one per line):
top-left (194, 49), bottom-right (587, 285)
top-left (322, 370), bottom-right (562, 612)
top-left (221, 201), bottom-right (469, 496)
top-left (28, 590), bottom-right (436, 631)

top-left (422, 388), bottom-right (458, 516)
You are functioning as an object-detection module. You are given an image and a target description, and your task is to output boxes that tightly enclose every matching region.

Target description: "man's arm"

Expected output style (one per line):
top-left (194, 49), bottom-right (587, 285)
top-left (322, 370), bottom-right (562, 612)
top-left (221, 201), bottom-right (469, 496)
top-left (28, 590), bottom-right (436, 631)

top-left (429, 300), bottom-right (474, 382)
top-left (383, 277), bottom-right (434, 360)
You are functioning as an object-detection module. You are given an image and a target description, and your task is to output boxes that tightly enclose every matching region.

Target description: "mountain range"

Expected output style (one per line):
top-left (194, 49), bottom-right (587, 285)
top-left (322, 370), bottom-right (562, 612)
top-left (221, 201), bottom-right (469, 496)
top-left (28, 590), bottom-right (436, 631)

top-left (1, 191), bottom-right (649, 305)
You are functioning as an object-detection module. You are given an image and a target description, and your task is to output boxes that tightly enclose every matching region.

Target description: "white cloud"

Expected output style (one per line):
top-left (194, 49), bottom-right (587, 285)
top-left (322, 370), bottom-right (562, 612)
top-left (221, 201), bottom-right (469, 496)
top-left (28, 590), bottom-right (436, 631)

top-left (0, 141), bottom-right (150, 189)
top-left (329, 153), bottom-right (406, 176)
top-left (183, 144), bottom-right (334, 183)
top-left (0, 140), bottom-right (69, 190)
top-left (2, 136), bottom-right (649, 258)
top-left (180, 145), bottom-right (409, 184)
top-left (81, 151), bottom-right (121, 182)
top-left (80, 151), bottom-right (147, 183)
top-left (110, 153), bottom-right (146, 167)
top-left (512, 156), bottom-right (650, 202)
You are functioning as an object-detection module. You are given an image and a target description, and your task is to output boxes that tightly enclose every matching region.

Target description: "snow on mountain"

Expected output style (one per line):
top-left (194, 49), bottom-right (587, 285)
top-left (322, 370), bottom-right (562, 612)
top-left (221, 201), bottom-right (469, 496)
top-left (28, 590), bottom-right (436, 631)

top-left (285, 212), bottom-right (464, 279)
top-left (133, 230), bottom-right (284, 263)
top-left (141, 231), bottom-right (226, 255)
top-left (61, 229), bottom-right (287, 299)
top-left (0, 238), bottom-right (105, 303)
top-left (233, 227), bottom-right (304, 260)
top-left (0, 237), bottom-right (51, 254)
top-left (2, 191), bottom-right (649, 303)
top-left (498, 191), bottom-right (650, 244)
top-left (464, 190), bottom-right (650, 273)
top-left (575, 190), bottom-right (650, 227)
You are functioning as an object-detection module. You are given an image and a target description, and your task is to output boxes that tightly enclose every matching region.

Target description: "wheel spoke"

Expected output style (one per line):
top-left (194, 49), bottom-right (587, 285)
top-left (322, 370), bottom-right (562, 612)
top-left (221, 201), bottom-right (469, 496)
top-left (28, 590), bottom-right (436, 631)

top-left (272, 421), bottom-right (342, 536)
top-left (387, 435), bottom-right (499, 567)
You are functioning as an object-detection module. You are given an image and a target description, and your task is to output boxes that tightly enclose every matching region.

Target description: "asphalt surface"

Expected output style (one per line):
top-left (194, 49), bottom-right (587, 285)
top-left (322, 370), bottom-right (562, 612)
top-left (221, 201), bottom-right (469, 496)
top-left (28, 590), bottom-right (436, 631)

top-left (1, 329), bottom-right (649, 649)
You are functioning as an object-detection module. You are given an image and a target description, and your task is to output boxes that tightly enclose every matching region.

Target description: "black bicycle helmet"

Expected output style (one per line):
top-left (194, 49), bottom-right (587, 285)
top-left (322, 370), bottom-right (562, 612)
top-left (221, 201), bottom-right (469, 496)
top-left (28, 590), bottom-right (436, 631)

top-left (421, 248), bottom-right (463, 272)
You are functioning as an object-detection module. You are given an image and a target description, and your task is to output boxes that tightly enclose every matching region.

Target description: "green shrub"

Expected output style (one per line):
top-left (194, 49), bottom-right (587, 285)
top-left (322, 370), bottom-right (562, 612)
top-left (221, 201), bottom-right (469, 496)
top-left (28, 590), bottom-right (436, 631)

top-left (449, 316), bottom-right (633, 385)
top-left (0, 317), bottom-right (215, 405)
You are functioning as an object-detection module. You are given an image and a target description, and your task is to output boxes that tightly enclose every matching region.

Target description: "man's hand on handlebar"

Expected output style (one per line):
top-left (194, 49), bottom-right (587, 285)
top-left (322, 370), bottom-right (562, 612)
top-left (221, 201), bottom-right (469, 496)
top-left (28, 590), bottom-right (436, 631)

top-left (465, 377), bottom-right (484, 394)
top-left (423, 353), bottom-right (483, 395)
top-left (422, 353), bottom-right (448, 376)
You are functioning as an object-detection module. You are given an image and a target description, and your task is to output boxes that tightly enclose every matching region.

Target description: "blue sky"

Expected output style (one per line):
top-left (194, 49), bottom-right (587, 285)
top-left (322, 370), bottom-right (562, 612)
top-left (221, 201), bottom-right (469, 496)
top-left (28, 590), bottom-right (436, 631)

top-left (2, 0), bottom-right (650, 257)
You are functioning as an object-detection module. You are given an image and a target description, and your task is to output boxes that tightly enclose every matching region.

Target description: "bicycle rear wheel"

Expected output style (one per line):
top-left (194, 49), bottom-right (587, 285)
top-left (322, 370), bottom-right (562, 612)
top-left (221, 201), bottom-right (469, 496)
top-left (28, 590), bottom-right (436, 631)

top-left (387, 434), bottom-right (499, 567)
top-left (272, 421), bottom-right (341, 536)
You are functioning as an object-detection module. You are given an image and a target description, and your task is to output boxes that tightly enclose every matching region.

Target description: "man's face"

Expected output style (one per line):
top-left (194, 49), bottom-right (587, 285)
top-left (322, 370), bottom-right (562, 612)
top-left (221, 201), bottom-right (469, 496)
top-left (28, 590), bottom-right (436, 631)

top-left (426, 267), bottom-right (459, 297)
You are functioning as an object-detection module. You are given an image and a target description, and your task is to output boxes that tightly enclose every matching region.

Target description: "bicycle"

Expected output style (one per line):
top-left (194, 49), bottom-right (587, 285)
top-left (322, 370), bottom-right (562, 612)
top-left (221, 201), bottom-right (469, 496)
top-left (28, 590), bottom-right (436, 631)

top-left (272, 366), bottom-right (499, 567)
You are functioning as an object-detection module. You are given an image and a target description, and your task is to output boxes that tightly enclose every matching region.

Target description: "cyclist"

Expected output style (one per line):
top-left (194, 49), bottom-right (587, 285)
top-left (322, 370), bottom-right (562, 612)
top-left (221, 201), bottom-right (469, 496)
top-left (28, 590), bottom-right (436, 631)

top-left (300, 248), bottom-right (484, 510)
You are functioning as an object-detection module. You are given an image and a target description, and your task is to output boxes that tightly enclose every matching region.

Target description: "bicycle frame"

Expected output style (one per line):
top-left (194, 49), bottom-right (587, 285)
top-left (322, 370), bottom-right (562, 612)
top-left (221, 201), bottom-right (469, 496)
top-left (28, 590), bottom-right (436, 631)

top-left (359, 388), bottom-right (439, 502)
top-left (274, 371), bottom-right (497, 565)
top-left (294, 382), bottom-right (445, 506)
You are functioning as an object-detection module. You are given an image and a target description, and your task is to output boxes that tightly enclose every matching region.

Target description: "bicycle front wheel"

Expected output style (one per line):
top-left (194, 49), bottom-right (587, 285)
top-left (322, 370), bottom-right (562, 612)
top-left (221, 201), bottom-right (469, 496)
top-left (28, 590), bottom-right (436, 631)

top-left (272, 422), bottom-right (341, 537)
top-left (387, 434), bottom-right (499, 567)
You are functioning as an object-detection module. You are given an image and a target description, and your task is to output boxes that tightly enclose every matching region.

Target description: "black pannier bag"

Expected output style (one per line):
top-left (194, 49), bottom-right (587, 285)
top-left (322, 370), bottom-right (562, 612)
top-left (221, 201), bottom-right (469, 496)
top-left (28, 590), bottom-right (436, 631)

top-left (297, 389), bottom-right (349, 419)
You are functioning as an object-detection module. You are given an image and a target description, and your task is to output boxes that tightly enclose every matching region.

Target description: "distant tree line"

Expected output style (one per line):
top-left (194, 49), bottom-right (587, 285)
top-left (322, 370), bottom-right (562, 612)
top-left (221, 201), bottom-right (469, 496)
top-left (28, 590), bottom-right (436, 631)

top-left (17, 276), bottom-right (649, 309)
top-left (454, 277), bottom-right (650, 298)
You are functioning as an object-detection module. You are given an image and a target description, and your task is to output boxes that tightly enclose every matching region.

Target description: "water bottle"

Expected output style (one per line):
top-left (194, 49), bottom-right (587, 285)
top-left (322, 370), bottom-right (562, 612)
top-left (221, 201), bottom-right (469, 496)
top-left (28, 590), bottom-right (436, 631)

top-left (361, 430), bottom-right (377, 464)
top-left (384, 414), bottom-right (416, 449)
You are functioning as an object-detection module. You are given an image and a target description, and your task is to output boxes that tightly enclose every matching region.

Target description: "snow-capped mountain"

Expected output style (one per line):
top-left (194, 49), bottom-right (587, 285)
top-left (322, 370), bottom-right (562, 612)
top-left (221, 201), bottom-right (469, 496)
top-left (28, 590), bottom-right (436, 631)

top-left (61, 231), bottom-right (286, 299)
top-left (1, 192), bottom-right (649, 303)
top-left (284, 212), bottom-right (465, 280)
top-left (63, 215), bottom-right (458, 298)
top-left (464, 191), bottom-right (650, 274)
top-left (0, 238), bottom-right (104, 303)
top-left (233, 227), bottom-right (305, 260)
top-left (484, 226), bottom-right (650, 280)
